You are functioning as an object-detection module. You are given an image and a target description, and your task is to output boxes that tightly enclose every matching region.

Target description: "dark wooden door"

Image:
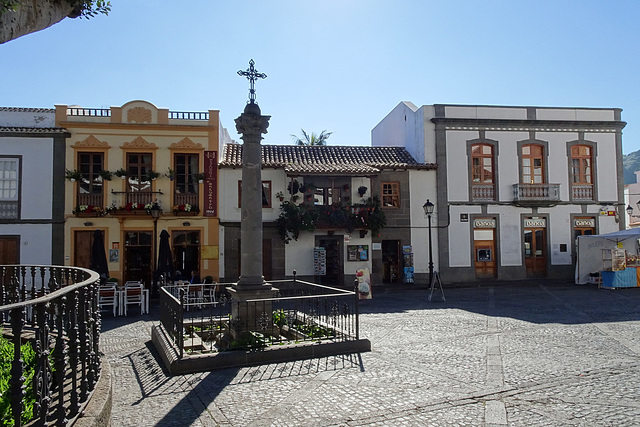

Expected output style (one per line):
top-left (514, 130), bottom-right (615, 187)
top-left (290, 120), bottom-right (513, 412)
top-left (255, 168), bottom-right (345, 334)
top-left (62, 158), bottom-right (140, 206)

top-left (524, 228), bottom-right (547, 277)
top-left (0, 237), bottom-right (19, 265)
top-left (74, 231), bottom-right (93, 268)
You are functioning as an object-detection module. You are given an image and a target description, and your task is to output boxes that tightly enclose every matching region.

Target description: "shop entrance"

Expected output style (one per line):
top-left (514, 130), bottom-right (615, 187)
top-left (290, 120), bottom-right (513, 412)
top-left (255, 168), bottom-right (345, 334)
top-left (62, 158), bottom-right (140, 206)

top-left (173, 230), bottom-right (200, 280)
top-left (524, 218), bottom-right (547, 277)
top-left (573, 217), bottom-right (595, 265)
top-left (315, 236), bottom-right (343, 287)
top-left (124, 231), bottom-right (152, 286)
top-left (382, 240), bottom-right (400, 283)
top-left (473, 220), bottom-right (497, 279)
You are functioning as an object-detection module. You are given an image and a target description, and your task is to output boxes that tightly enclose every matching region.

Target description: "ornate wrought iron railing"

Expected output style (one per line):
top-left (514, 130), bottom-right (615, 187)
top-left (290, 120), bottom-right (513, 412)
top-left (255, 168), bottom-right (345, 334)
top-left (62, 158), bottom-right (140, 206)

top-left (0, 265), bottom-right (101, 426)
top-left (158, 279), bottom-right (359, 359)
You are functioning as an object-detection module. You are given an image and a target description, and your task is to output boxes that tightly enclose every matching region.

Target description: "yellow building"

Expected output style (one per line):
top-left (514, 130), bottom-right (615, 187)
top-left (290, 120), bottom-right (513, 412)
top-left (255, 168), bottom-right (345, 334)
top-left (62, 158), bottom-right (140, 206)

top-left (57, 100), bottom-right (226, 286)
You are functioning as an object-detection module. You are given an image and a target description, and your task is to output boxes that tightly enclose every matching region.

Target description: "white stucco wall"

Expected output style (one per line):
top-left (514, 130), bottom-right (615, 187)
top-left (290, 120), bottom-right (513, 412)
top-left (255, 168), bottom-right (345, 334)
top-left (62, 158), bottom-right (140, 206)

top-left (283, 231), bottom-right (372, 277)
top-left (0, 110), bottom-right (55, 127)
top-left (0, 136), bottom-right (54, 220)
top-left (409, 169), bottom-right (438, 273)
top-left (0, 224), bottom-right (52, 264)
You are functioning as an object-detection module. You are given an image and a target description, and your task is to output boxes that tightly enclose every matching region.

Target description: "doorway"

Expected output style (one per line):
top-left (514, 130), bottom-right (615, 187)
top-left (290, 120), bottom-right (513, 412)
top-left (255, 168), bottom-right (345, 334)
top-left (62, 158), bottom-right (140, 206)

top-left (573, 217), bottom-right (595, 265)
top-left (173, 230), bottom-right (200, 280)
top-left (473, 226), bottom-right (497, 279)
top-left (124, 231), bottom-right (152, 286)
top-left (0, 236), bottom-right (19, 265)
top-left (74, 230), bottom-right (95, 269)
top-left (382, 240), bottom-right (400, 283)
top-left (315, 235), bottom-right (343, 287)
top-left (524, 225), bottom-right (547, 277)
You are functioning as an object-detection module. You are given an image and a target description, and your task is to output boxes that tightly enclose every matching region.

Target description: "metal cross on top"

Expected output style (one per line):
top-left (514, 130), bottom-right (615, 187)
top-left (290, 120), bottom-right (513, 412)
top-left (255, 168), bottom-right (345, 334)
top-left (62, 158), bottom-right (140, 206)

top-left (237, 59), bottom-right (267, 104)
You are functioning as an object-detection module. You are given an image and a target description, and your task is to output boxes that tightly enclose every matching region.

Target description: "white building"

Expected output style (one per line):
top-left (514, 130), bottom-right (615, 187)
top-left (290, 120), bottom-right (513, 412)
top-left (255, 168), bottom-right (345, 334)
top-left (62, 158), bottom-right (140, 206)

top-left (373, 102), bottom-right (626, 282)
top-left (218, 144), bottom-right (435, 286)
top-left (0, 108), bottom-right (69, 265)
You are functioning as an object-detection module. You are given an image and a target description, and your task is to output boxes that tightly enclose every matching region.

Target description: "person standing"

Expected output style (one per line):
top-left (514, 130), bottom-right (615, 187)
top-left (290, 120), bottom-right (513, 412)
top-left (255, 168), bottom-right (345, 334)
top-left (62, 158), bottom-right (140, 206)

top-left (190, 270), bottom-right (200, 284)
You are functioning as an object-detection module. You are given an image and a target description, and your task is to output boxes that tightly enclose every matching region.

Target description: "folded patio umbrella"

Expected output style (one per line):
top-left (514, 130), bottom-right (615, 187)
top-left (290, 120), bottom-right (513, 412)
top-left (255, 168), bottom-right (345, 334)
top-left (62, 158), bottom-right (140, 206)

top-left (156, 229), bottom-right (174, 282)
top-left (90, 229), bottom-right (109, 285)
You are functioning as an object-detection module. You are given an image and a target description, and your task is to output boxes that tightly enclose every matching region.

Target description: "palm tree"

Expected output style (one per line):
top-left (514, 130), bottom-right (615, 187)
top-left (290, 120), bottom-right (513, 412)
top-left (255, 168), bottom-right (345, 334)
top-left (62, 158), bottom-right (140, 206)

top-left (291, 129), bottom-right (333, 146)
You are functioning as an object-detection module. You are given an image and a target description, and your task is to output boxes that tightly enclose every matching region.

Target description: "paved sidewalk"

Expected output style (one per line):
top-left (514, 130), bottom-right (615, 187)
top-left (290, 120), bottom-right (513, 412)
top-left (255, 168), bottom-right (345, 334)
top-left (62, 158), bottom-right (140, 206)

top-left (100, 282), bottom-right (640, 426)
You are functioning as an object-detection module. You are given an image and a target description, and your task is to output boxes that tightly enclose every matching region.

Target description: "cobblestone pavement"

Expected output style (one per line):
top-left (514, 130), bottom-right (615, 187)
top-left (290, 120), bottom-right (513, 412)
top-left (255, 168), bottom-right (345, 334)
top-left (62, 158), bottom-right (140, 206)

top-left (100, 282), bottom-right (640, 426)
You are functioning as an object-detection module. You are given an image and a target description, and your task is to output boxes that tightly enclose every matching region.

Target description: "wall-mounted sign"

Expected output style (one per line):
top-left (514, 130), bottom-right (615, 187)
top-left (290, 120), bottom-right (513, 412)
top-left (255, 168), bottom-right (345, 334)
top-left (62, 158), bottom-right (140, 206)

top-left (574, 218), bottom-right (595, 228)
top-left (204, 151), bottom-right (217, 217)
top-left (474, 219), bottom-right (496, 228)
top-left (524, 218), bottom-right (546, 228)
top-left (460, 213), bottom-right (469, 222)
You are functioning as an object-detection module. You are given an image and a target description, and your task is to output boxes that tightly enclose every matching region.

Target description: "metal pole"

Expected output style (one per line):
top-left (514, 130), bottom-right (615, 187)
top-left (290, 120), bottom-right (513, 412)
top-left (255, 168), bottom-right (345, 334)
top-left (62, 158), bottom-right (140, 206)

top-left (428, 212), bottom-right (434, 287)
top-left (152, 217), bottom-right (158, 295)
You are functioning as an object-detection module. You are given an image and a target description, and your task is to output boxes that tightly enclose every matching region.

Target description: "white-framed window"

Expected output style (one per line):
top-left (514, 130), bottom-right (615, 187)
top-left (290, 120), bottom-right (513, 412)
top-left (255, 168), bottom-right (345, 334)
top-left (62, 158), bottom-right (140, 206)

top-left (0, 157), bottom-right (20, 219)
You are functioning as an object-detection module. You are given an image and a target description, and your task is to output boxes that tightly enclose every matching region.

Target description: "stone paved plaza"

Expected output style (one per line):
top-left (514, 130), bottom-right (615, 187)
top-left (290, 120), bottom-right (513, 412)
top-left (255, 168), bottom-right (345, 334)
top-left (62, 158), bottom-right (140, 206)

top-left (100, 282), bottom-right (640, 426)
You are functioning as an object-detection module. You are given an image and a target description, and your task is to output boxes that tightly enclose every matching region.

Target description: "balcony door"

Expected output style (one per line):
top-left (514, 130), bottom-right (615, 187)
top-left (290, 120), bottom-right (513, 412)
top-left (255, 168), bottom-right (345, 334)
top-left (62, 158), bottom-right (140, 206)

top-left (521, 144), bottom-right (545, 184)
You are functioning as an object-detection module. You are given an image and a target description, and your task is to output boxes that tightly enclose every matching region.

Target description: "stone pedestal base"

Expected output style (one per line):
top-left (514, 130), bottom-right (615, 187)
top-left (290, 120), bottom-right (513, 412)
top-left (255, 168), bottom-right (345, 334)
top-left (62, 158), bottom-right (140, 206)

top-left (228, 285), bottom-right (279, 339)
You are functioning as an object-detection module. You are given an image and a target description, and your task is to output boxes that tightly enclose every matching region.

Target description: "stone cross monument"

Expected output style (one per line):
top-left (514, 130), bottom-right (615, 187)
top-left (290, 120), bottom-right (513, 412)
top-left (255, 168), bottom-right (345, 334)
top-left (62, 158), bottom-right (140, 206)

top-left (229, 60), bottom-right (277, 335)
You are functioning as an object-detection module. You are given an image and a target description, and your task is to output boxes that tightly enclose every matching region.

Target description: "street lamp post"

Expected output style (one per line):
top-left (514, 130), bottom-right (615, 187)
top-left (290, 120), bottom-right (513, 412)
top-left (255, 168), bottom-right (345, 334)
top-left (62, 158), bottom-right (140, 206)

top-left (149, 202), bottom-right (161, 296)
top-left (423, 199), bottom-right (434, 287)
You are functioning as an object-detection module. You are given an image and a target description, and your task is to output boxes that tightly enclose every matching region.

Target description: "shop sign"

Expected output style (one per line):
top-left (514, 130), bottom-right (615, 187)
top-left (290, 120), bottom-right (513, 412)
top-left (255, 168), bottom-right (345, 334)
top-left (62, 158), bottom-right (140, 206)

top-left (574, 218), bottom-right (595, 228)
top-left (524, 218), bottom-right (546, 228)
top-left (474, 219), bottom-right (496, 228)
top-left (204, 151), bottom-right (217, 217)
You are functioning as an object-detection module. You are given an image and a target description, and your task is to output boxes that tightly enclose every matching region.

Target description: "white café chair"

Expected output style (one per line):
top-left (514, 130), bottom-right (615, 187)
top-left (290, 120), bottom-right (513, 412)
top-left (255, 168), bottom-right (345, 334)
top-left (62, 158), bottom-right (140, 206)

top-left (123, 282), bottom-right (144, 315)
top-left (98, 285), bottom-right (118, 317)
top-left (186, 284), bottom-right (204, 309)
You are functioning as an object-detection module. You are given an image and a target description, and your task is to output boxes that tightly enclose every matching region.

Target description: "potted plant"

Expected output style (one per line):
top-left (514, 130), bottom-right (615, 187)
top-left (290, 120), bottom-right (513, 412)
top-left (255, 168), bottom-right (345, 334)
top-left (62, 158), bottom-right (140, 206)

top-left (114, 168), bottom-right (128, 179)
top-left (193, 172), bottom-right (205, 183)
top-left (146, 170), bottom-right (161, 181)
top-left (165, 167), bottom-right (175, 180)
top-left (65, 169), bottom-right (82, 182)
top-left (358, 186), bottom-right (368, 197)
top-left (99, 170), bottom-right (112, 181)
top-left (275, 191), bottom-right (285, 202)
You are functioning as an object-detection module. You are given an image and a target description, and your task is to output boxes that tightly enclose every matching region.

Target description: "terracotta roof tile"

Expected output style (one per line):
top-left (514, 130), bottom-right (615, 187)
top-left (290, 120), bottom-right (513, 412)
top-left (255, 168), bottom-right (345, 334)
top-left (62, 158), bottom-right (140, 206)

top-left (0, 107), bottom-right (55, 113)
top-left (220, 144), bottom-right (436, 174)
top-left (0, 126), bottom-right (68, 134)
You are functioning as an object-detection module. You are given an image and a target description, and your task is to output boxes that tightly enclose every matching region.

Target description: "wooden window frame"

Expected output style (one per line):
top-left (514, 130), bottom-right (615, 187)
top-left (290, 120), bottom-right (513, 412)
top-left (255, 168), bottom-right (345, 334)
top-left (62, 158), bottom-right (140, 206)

top-left (381, 182), bottom-right (400, 208)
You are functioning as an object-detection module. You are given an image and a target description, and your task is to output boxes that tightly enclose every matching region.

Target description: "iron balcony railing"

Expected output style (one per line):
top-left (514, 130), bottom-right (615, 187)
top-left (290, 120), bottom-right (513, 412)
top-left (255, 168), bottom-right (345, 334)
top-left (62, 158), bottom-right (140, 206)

top-left (513, 183), bottom-right (561, 202)
top-left (158, 279), bottom-right (359, 359)
top-left (0, 265), bottom-right (101, 426)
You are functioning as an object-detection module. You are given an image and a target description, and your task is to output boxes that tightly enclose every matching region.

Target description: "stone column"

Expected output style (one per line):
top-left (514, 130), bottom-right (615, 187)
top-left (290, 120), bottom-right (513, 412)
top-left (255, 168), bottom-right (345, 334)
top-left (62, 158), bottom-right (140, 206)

top-left (229, 102), bottom-right (278, 338)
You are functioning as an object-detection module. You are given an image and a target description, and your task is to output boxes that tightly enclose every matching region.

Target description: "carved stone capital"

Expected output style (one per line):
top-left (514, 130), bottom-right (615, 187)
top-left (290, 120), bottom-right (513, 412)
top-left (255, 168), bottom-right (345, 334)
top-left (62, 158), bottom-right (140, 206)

top-left (235, 113), bottom-right (270, 139)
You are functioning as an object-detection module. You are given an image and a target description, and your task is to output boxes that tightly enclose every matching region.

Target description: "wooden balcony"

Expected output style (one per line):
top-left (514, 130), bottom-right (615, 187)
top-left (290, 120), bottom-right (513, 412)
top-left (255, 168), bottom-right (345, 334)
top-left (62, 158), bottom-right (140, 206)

top-left (512, 183), bottom-right (561, 206)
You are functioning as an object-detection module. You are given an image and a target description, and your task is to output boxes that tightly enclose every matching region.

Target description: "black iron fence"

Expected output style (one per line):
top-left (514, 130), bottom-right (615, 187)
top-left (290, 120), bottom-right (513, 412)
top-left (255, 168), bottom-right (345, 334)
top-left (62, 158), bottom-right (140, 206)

top-left (0, 265), bottom-right (101, 426)
top-left (158, 279), bottom-right (359, 358)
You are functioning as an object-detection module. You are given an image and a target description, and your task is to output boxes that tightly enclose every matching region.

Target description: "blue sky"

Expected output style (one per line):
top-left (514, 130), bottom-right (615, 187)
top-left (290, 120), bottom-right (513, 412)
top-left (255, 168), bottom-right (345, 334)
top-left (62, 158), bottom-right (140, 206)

top-left (2, 1), bottom-right (640, 153)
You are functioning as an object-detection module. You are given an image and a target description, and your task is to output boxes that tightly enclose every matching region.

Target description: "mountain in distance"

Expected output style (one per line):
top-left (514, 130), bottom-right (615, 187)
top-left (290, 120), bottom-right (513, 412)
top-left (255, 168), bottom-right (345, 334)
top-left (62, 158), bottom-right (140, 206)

top-left (623, 149), bottom-right (640, 184)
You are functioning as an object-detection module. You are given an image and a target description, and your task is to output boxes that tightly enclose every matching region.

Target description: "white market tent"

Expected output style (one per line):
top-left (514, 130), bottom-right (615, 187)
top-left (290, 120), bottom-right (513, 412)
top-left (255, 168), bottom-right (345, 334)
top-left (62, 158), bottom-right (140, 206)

top-left (575, 228), bottom-right (640, 284)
